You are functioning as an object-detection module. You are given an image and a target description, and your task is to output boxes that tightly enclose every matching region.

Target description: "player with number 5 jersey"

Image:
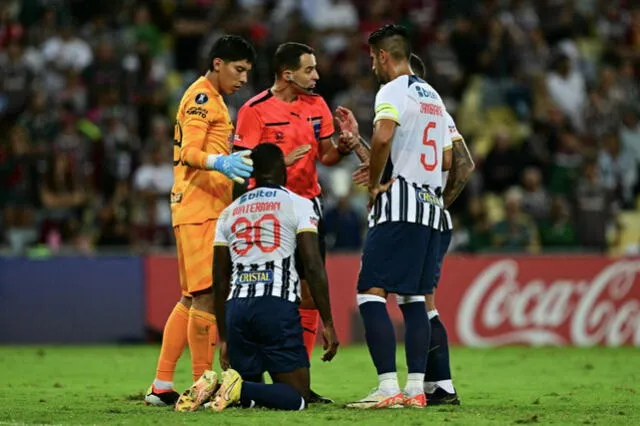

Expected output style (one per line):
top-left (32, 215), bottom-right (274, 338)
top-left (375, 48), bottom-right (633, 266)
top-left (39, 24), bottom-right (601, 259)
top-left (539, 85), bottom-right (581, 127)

top-left (347, 25), bottom-right (453, 409)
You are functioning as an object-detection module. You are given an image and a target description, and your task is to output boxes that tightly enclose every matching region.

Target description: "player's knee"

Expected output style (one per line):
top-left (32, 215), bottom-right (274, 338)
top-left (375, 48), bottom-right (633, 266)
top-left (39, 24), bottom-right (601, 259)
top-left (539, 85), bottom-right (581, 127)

top-left (358, 287), bottom-right (387, 299)
top-left (191, 288), bottom-right (214, 312)
top-left (425, 293), bottom-right (436, 311)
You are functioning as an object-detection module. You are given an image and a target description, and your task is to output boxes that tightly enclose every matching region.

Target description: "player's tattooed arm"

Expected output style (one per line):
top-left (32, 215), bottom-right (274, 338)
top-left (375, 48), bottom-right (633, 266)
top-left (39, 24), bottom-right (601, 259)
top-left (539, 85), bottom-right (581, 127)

top-left (213, 246), bottom-right (233, 342)
top-left (335, 106), bottom-right (370, 163)
top-left (442, 138), bottom-right (475, 208)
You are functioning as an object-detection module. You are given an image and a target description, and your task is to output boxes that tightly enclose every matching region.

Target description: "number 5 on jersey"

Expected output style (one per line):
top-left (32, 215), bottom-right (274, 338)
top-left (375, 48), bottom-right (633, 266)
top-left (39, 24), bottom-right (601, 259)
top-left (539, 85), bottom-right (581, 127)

top-left (231, 214), bottom-right (281, 255)
top-left (421, 121), bottom-right (438, 171)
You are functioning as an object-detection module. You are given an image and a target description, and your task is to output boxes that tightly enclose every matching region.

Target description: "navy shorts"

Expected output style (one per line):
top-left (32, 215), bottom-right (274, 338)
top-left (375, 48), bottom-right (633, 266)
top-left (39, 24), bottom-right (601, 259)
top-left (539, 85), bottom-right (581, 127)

top-left (358, 222), bottom-right (442, 295)
top-left (225, 296), bottom-right (309, 378)
top-left (428, 229), bottom-right (452, 295)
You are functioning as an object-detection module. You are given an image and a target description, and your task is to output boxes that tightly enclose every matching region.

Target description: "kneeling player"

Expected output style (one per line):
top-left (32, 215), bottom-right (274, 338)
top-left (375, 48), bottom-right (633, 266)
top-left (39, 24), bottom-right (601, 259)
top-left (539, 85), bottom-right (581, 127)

top-left (176, 143), bottom-right (339, 412)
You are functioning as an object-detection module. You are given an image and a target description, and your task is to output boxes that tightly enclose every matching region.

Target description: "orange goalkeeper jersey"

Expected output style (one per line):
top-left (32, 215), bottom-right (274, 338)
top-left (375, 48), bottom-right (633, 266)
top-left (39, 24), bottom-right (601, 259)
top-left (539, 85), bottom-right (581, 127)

top-left (171, 76), bottom-right (234, 226)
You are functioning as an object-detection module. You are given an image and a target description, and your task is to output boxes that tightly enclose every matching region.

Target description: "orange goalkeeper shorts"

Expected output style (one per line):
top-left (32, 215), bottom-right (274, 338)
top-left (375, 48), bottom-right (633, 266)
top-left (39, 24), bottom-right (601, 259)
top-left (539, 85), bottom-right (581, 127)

top-left (174, 219), bottom-right (217, 296)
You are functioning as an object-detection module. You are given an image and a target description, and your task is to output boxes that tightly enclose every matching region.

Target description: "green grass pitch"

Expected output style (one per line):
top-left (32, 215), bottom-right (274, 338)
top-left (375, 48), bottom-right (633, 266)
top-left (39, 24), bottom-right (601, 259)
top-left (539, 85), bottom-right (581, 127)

top-left (0, 345), bottom-right (638, 425)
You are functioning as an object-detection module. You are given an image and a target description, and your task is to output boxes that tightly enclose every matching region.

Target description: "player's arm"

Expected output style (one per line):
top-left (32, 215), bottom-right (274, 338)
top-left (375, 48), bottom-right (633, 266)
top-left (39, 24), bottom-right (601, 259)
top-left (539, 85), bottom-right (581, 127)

top-left (442, 137), bottom-right (473, 207)
top-left (213, 213), bottom-right (232, 342)
top-left (317, 98), bottom-right (355, 166)
top-left (442, 115), bottom-right (474, 208)
top-left (335, 105), bottom-right (370, 163)
top-left (295, 200), bottom-right (338, 361)
top-left (178, 96), bottom-right (252, 183)
top-left (368, 118), bottom-right (396, 189)
top-left (368, 85), bottom-right (403, 201)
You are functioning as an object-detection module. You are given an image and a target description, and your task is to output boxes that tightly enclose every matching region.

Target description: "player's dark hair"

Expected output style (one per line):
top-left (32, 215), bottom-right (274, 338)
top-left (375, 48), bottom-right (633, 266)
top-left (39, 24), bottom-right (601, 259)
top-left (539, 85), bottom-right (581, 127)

top-left (410, 53), bottom-right (426, 79)
top-left (368, 24), bottom-right (411, 61)
top-left (273, 42), bottom-right (315, 75)
top-left (251, 143), bottom-right (287, 186)
top-left (207, 35), bottom-right (256, 71)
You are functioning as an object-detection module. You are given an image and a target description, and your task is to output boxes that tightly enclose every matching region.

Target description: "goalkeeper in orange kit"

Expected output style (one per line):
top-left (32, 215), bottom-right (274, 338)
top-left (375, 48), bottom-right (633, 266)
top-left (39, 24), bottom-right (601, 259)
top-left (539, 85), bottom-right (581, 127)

top-left (144, 35), bottom-right (256, 407)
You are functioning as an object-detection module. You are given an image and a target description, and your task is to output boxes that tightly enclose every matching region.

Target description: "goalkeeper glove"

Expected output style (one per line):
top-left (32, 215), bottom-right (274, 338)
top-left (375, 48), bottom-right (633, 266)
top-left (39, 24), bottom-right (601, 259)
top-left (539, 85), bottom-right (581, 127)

top-left (206, 150), bottom-right (253, 184)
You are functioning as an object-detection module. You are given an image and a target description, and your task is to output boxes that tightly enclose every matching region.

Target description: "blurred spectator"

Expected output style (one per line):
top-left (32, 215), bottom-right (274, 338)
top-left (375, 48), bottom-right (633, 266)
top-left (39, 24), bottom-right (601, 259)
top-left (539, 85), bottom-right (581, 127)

top-left (325, 195), bottom-right (364, 251)
top-left (464, 196), bottom-right (493, 253)
top-left (572, 159), bottom-right (619, 252)
top-left (39, 151), bottom-right (88, 248)
top-left (598, 133), bottom-right (637, 209)
top-left (0, 39), bottom-right (35, 121)
top-left (131, 127), bottom-right (173, 248)
top-left (546, 53), bottom-right (586, 133)
top-left (520, 166), bottom-right (551, 222)
top-left (491, 187), bottom-right (539, 252)
top-left (538, 196), bottom-right (577, 249)
top-left (0, 125), bottom-right (39, 253)
top-left (482, 130), bottom-right (523, 193)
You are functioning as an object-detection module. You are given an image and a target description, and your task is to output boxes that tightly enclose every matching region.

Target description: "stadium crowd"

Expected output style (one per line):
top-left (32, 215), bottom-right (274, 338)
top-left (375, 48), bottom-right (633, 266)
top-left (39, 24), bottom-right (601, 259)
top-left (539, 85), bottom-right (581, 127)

top-left (1, 0), bottom-right (639, 255)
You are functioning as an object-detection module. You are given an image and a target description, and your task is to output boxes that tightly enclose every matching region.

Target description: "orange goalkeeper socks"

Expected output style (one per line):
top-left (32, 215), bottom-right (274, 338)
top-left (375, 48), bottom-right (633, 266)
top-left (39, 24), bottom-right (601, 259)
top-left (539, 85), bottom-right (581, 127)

top-left (299, 308), bottom-right (319, 359)
top-left (155, 302), bottom-right (190, 383)
top-left (188, 308), bottom-right (217, 382)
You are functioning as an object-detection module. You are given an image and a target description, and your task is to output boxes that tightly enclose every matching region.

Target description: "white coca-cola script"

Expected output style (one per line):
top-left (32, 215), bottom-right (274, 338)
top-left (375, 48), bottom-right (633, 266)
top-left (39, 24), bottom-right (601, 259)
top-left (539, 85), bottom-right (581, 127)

top-left (456, 260), bottom-right (640, 347)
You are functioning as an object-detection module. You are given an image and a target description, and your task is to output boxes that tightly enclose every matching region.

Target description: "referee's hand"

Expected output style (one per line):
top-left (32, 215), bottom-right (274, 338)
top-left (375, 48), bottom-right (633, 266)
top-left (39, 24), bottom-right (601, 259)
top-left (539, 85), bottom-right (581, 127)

top-left (321, 324), bottom-right (339, 362)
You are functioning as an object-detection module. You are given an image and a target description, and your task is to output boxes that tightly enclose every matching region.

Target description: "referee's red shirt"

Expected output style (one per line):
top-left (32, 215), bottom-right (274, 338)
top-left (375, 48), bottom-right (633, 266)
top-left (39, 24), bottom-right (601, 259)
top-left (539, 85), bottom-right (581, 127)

top-left (234, 90), bottom-right (335, 199)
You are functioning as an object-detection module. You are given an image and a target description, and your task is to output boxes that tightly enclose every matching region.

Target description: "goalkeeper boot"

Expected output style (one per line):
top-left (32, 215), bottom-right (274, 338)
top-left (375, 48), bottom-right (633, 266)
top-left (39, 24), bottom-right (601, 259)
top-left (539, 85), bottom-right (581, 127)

top-left (144, 385), bottom-right (180, 406)
top-left (174, 370), bottom-right (218, 412)
top-left (210, 369), bottom-right (243, 412)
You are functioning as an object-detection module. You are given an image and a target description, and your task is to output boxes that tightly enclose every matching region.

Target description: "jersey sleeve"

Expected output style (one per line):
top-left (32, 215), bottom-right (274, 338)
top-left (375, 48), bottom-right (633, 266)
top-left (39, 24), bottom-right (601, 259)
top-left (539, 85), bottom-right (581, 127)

top-left (179, 91), bottom-right (221, 169)
top-left (294, 196), bottom-right (319, 234)
top-left (234, 104), bottom-right (263, 150)
top-left (446, 112), bottom-right (462, 151)
top-left (374, 82), bottom-right (404, 125)
top-left (318, 97), bottom-right (335, 139)
top-left (214, 208), bottom-right (230, 246)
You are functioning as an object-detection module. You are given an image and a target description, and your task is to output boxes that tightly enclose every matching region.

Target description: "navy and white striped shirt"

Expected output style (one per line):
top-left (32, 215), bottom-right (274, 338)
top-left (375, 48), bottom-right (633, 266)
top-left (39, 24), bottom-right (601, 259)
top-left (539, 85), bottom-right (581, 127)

top-left (215, 186), bottom-right (319, 304)
top-left (369, 75), bottom-right (455, 231)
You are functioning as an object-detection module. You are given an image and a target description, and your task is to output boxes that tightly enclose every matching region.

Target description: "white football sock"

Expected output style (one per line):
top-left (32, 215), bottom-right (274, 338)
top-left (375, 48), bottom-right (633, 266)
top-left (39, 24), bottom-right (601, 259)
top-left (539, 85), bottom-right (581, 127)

top-left (378, 372), bottom-right (400, 395)
top-left (424, 379), bottom-right (455, 394)
top-left (405, 373), bottom-right (425, 396)
top-left (152, 379), bottom-right (174, 390)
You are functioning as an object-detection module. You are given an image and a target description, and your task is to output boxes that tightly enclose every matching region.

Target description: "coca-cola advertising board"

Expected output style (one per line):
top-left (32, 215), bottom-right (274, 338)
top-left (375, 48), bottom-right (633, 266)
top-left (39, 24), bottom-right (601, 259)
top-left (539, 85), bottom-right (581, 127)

top-left (145, 254), bottom-right (640, 347)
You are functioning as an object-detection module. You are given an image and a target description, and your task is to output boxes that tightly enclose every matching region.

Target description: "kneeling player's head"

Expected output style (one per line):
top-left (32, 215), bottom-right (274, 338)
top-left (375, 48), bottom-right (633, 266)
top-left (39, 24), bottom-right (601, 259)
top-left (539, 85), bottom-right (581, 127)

top-left (368, 24), bottom-right (411, 84)
top-left (207, 35), bottom-right (256, 95)
top-left (251, 143), bottom-right (287, 187)
top-left (410, 53), bottom-right (426, 80)
top-left (274, 42), bottom-right (319, 94)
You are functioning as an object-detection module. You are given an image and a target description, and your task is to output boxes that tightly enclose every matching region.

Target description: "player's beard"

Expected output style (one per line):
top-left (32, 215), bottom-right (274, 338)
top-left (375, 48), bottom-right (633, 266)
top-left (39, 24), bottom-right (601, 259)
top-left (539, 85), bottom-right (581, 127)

top-left (374, 71), bottom-right (388, 85)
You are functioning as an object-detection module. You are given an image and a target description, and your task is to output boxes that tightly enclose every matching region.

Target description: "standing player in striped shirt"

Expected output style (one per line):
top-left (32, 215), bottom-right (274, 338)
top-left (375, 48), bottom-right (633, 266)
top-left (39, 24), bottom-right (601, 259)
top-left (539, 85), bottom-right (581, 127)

top-left (409, 53), bottom-right (474, 405)
top-left (233, 42), bottom-right (358, 403)
top-left (175, 143), bottom-right (339, 411)
top-left (340, 53), bottom-right (474, 405)
top-left (346, 25), bottom-right (454, 409)
top-left (145, 36), bottom-right (256, 407)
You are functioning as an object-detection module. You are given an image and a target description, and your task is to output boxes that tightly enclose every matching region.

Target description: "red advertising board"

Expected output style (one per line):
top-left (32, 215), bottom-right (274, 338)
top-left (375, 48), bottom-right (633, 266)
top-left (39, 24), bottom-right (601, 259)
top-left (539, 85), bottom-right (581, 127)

top-left (145, 254), bottom-right (640, 347)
